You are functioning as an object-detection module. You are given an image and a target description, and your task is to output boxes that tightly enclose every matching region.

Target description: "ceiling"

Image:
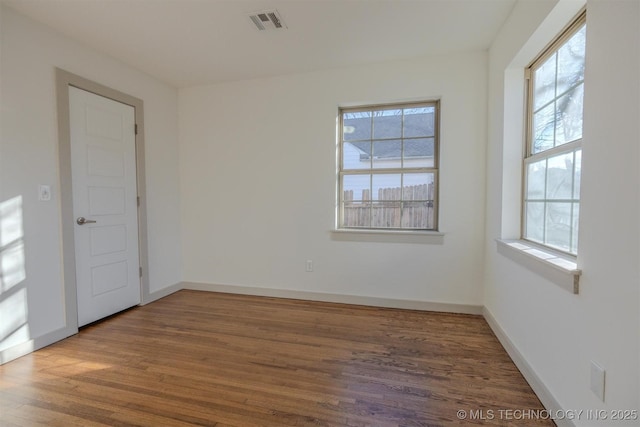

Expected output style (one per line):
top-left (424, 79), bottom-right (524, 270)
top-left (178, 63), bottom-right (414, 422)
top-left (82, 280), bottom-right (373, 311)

top-left (3, 0), bottom-right (517, 88)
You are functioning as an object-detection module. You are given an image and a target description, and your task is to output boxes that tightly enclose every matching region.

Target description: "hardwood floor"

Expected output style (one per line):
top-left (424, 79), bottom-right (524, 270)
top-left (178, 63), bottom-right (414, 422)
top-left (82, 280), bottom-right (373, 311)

top-left (0, 290), bottom-right (553, 426)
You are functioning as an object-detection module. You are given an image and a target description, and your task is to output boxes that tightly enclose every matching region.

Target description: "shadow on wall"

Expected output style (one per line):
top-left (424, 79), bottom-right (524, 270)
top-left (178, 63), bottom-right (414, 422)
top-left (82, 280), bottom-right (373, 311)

top-left (0, 195), bottom-right (31, 362)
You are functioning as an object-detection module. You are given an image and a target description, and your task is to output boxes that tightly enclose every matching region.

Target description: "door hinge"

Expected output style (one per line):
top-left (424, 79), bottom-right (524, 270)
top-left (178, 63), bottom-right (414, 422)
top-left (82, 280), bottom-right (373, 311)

top-left (139, 266), bottom-right (143, 278)
top-left (137, 196), bottom-right (140, 207)
top-left (135, 124), bottom-right (138, 135)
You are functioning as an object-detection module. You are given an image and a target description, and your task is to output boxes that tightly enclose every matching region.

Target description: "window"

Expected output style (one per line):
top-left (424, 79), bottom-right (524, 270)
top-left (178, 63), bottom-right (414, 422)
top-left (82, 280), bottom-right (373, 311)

top-left (338, 102), bottom-right (439, 231)
top-left (524, 13), bottom-right (586, 255)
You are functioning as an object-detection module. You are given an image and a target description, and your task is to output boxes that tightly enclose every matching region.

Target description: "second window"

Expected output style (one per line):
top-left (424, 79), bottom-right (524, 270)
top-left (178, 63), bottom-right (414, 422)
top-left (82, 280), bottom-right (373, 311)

top-left (524, 13), bottom-right (585, 255)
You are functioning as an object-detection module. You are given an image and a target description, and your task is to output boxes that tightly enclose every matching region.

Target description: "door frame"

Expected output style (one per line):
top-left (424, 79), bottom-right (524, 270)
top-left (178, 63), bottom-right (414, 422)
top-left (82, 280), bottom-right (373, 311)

top-left (56, 69), bottom-right (150, 333)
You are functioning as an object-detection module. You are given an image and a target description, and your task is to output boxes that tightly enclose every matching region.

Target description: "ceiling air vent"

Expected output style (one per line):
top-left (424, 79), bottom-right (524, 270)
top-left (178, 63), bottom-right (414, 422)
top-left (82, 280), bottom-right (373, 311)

top-left (249, 10), bottom-right (287, 31)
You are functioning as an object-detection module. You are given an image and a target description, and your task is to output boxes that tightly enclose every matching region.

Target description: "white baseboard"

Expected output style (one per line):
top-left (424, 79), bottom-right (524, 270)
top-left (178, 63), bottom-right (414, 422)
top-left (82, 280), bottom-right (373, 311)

top-left (0, 325), bottom-right (76, 365)
top-left (180, 281), bottom-right (483, 315)
top-left (483, 307), bottom-right (573, 427)
top-left (142, 282), bottom-right (182, 305)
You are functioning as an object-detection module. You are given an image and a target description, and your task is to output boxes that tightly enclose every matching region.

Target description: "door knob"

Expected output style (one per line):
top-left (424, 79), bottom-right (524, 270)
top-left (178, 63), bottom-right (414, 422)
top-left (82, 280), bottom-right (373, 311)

top-left (76, 216), bottom-right (97, 225)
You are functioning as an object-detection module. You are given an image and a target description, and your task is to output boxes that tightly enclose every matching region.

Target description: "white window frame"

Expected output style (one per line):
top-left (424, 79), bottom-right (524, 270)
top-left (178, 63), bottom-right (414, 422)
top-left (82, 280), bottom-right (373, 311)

top-left (337, 101), bottom-right (440, 232)
top-left (522, 12), bottom-right (586, 256)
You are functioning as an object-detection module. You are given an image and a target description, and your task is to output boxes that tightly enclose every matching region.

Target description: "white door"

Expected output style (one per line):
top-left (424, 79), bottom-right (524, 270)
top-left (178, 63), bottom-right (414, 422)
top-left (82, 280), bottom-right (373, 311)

top-left (69, 86), bottom-right (140, 327)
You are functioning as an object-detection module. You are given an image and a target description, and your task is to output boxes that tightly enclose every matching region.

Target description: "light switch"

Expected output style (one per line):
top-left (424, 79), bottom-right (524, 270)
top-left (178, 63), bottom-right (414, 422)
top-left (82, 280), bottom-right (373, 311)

top-left (39, 185), bottom-right (51, 201)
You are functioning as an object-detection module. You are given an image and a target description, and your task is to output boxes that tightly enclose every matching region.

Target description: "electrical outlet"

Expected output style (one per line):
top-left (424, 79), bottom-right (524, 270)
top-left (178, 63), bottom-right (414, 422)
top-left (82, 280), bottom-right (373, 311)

top-left (590, 361), bottom-right (606, 401)
top-left (39, 184), bottom-right (51, 201)
top-left (305, 260), bottom-right (313, 272)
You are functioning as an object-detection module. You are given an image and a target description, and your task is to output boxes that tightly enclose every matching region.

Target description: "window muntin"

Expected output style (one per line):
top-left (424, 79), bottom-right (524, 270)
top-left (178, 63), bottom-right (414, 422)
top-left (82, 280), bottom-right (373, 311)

top-left (524, 14), bottom-right (585, 255)
top-left (339, 102), bottom-right (439, 230)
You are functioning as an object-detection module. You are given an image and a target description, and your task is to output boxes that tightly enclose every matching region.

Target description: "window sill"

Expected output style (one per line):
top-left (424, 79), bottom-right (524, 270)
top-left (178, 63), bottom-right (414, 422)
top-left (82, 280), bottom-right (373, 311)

top-left (330, 228), bottom-right (444, 244)
top-left (496, 239), bottom-right (581, 294)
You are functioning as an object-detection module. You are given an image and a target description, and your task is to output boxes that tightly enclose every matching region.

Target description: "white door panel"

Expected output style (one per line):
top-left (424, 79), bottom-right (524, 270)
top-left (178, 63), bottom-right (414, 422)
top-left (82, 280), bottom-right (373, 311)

top-left (70, 86), bottom-right (140, 326)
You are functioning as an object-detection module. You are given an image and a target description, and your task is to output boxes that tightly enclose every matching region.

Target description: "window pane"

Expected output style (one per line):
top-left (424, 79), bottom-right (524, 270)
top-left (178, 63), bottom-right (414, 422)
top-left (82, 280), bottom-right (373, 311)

top-left (571, 203), bottom-right (580, 254)
top-left (372, 140), bottom-right (401, 169)
top-left (403, 107), bottom-right (435, 137)
top-left (339, 101), bottom-right (439, 231)
top-left (557, 24), bottom-right (586, 96)
top-left (573, 150), bottom-right (582, 199)
top-left (534, 53), bottom-right (557, 111)
top-left (524, 16), bottom-right (584, 254)
top-left (526, 160), bottom-right (546, 200)
top-left (546, 152), bottom-right (574, 200)
top-left (343, 111), bottom-right (371, 141)
top-left (402, 173), bottom-right (434, 200)
top-left (373, 109), bottom-right (402, 139)
top-left (343, 174), bottom-right (370, 201)
top-left (402, 201), bottom-right (434, 229)
top-left (555, 83), bottom-right (584, 145)
top-left (525, 201), bottom-right (545, 243)
top-left (545, 202), bottom-right (572, 251)
top-left (343, 202), bottom-right (371, 228)
top-left (342, 141), bottom-right (371, 170)
top-left (372, 202), bottom-right (401, 228)
top-left (403, 138), bottom-right (435, 167)
top-left (532, 103), bottom-right (555, 154)
top-left (372, 174), bottom-right (401, 201)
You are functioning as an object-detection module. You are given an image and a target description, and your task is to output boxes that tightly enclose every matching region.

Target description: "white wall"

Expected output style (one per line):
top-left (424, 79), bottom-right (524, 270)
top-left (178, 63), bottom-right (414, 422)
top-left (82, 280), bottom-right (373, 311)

top-left (485, 0), bottom-right (639, 423)
top-left (0, 6), bottom-right (182, 359)
top-left (179, 52), bottom-right (487, 308)
top-left (3, 1), bottom-right (637, 419)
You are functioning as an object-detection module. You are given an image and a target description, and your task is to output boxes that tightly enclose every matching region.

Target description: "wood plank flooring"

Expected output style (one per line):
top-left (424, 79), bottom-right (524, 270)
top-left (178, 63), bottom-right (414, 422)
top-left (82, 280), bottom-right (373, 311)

top-left (0, 290), bottom-right (553, 426)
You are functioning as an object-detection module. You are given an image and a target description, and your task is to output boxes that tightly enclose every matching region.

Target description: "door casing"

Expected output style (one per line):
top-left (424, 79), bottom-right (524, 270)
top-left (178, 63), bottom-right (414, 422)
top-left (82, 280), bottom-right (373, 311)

top-left (56, 69), bottom-right (150, 334)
